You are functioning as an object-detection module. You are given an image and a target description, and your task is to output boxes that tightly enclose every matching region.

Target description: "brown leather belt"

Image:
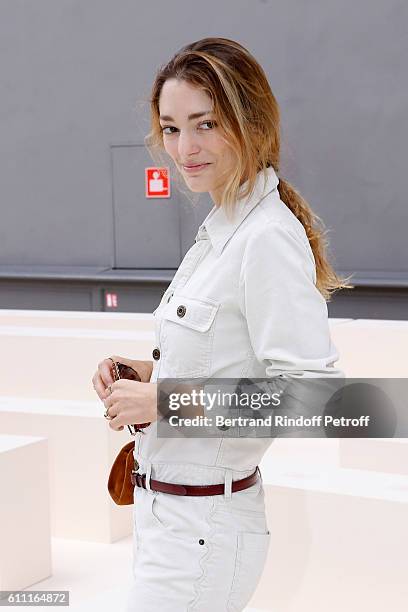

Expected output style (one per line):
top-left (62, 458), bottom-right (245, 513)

top-left (131, 466), bottom-right (260, 496)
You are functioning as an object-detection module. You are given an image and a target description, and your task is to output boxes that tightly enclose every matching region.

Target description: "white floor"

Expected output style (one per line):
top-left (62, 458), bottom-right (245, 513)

top-left (24, 536), bottom-right (134, 611)
top-left (21, 536), bottom-right (267, 611)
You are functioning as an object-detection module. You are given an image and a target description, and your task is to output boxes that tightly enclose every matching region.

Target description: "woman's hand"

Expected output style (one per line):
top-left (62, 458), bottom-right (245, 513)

top-left (102, 380), bottom-right (158, 431)
top-left (91, 356), bottom-right (154, 430)
top-left (92, 355), bottom-right (153, 401)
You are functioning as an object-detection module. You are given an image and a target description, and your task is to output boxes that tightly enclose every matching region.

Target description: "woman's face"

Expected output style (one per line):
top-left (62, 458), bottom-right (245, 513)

top-left (158, 78), bottom-right (236, 205)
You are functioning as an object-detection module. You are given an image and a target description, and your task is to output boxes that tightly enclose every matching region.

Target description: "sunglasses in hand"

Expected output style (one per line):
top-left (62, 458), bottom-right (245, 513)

top-left (110, 361), bottom-right (151, 435)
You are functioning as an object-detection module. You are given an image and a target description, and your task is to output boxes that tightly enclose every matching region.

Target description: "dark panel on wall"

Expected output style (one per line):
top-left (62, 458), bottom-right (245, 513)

top-left (328, 288), bottom-right (408, 321)
top-left (1, 275), bottom-right (407, 318)
top-left (0, 282), bottom-right (94, 311)
top-left (101, 283), bottom-right (169, 313)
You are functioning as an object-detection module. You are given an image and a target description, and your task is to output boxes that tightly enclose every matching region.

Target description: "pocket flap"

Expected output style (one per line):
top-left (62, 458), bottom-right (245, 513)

top-left (162, 296), bottom-right (219, 332)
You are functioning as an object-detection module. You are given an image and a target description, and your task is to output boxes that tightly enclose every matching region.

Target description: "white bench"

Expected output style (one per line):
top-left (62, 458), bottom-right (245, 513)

top-left (250, 456), bottom-right (408, 611)
top-left (330, 318), bottom-right (408, 377)
top-left (0, 398), bottom-right (134, 543)
top-left (0, 309), bottom-right (154, 331)
top-left (340, 438), bottom-right (408, 475)
top-left (0, 434), bottom-right (51, 590)
top-left (0, 325), bottom-right (155, 401)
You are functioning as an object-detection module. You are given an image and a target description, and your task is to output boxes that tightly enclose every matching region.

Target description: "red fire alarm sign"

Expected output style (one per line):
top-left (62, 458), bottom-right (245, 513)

top-left (145, 167), bottom-right (170, 198)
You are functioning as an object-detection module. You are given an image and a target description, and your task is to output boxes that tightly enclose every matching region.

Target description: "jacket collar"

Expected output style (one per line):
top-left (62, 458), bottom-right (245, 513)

top-left (194, 165), bottom-right (280, 256)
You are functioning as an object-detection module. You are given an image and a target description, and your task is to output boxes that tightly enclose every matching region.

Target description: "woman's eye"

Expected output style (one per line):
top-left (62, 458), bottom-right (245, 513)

top-left (199, 120), bottom-right (216, 130)
top-left (160, 121), bottom-right (216, 135)
top-left (161, 126), bottom-right (178, 135)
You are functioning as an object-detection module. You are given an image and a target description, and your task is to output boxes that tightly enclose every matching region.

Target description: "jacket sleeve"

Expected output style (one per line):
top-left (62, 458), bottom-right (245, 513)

top-left (236, 220), bottom-right (344, 437)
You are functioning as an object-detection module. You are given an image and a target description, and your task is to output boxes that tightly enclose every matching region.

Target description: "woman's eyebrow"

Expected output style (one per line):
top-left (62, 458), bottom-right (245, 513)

top-left (159, 110), bottom-right (213, 121)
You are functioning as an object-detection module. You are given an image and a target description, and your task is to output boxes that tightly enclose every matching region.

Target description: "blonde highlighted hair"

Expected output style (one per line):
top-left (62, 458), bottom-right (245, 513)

top-left (145, 37), bottom-right (353, 301)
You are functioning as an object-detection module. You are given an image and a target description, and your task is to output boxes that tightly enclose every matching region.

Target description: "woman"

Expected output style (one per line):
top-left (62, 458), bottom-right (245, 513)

top-left (93, 37), bottom-right (350, 611)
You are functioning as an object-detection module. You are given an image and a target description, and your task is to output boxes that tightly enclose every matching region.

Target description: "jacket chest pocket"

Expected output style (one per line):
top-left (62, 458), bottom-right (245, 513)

top-left (159, 295), bottom-right (220, 378)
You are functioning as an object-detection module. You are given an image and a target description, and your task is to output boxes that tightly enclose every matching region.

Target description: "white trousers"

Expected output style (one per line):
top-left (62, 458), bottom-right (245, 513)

top-left (125, 460), bottom-right (270, 612)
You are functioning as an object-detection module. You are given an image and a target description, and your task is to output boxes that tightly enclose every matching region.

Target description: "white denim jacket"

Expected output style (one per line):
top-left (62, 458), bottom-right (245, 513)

top-left (135, 166), bottom-right (343, 482)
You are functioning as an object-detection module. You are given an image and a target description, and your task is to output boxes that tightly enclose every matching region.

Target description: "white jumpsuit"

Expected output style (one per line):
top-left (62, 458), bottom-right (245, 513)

top-left (126, 166), bottom-right (343, 611)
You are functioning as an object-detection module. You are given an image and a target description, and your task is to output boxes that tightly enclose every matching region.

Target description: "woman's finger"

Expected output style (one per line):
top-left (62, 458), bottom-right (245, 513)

top-left (103, 396), bottom-right (118, 415)
top-left (92, 371), bottom-right (108, 401)
top-left (98, 358), bottom-right (115, 389)
top-left (108, 413), bottom-right (123, 431)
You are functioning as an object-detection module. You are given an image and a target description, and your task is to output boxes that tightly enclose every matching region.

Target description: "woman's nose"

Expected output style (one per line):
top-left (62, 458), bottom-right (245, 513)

top-left (178, 130), bottom-right (201, 159)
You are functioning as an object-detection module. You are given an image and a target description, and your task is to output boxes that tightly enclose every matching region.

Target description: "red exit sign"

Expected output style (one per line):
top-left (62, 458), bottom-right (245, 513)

top-left (105, 292), bottom-right (118, 308)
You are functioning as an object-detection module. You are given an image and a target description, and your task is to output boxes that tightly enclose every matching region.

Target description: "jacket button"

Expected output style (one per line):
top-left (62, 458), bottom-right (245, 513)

top-left (152, 348), bottom-right (161, 360)
top-left (177, 305), bottom-right (186, 317)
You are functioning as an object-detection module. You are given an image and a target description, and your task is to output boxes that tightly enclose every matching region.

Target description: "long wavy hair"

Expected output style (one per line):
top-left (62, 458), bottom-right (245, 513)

top-left (144, 37), bottom-right (353, 301)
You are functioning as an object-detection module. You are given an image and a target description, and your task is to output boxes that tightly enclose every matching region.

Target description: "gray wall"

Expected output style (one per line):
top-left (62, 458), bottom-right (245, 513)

top-left (0, 0), bottom-right (407, 314)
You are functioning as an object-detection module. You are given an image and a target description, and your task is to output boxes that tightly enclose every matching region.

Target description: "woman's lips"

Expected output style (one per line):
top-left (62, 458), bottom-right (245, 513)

top-left (182, 163), bottom-right (211, 173)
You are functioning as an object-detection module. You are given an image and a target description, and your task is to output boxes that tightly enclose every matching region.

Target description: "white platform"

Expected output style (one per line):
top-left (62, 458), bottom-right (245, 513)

top-left (330, 318), bottom-right (408, 377)
top-left (339, 437), bottom-right (408, 475)
top-left (0, 325), bottom-right (155, 400)
top-left (0, 398), bottom-right (134, 543)
top-left (1, 309), bottom-right (408, 610)
top-left (0, 435), bottom-right (52, 591)
top-left (251, 457), bottom-right (408, 612)
top-left (0, 308), bottom-right (154, 329)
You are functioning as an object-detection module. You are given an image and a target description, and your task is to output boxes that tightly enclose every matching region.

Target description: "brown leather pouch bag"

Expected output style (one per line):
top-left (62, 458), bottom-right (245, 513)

top-left (107, 362), bottom-right (151, 505)
top-left (108, 440), bottom-right (136, 505)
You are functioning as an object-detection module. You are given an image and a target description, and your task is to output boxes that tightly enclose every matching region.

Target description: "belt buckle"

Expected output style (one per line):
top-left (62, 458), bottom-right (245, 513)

top-left (131, 470), bottom-right (140, 487)
top-left (134, 472), bottom-right (146, 488)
